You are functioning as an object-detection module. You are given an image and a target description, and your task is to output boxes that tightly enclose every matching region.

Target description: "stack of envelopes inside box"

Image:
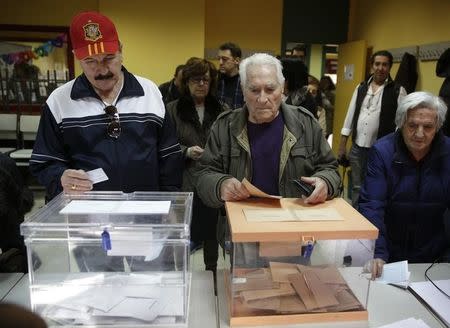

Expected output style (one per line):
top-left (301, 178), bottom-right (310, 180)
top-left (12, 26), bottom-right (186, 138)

top-left (225, 198), bottom-right (378, 326)
top-left (232, 262), bottom-right (363, 316)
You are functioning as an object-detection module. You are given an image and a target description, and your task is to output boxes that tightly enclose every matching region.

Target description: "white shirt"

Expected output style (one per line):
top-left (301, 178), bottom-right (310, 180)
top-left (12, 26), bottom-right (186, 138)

top-left (101, 80), bottom-right (124, 107)
top-left (341, 78), bottom-right (406, 148)
top-left (196, 105), bottom-right (205, 124)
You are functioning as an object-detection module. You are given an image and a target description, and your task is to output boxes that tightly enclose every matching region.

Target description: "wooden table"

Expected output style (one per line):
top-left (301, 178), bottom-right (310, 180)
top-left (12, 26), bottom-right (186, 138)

top-left (0, 272), bottom-right (24, 301)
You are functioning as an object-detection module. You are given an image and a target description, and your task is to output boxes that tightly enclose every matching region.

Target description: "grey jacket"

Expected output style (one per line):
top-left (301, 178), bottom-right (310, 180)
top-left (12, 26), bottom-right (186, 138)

top-left (196, 102), bottom-right (341, 208)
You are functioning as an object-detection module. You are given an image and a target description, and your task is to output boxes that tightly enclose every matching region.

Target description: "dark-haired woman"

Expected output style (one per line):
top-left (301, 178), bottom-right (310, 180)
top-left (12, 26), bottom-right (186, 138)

top-left (166, 58), bottom-right (225, 272)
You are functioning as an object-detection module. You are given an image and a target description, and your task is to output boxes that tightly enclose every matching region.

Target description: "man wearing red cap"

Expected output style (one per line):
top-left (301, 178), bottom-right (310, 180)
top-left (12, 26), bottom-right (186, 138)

top-left (30, 12), bottom-right (183, 200)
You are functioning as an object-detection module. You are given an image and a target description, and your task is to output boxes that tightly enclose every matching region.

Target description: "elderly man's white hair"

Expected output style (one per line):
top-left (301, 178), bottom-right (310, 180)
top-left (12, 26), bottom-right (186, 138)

top-left (395, 91), bottom-right (448, 129)
top-left (239, 53), bottom-right (285, 89)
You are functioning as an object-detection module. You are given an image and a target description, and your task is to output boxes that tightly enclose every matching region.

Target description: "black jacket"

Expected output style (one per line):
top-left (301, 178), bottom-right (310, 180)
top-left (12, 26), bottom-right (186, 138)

top-left (30, 67), bottom-right (183, 200)
top-left (159, 79), bottom-right (181, 105)
top-left (437, 48), bottom-right (450, 136)
top-left (166, 95), bottom-right (223, 192)
top-left (0, 153), bottom-right (33, 252)
top-left (394, 52), bottom-right (417, 93)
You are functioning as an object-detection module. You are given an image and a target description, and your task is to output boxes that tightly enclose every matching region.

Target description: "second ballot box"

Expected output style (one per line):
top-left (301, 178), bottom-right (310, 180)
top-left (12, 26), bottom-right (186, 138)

top-left (223, 197), bottom-right (378, 327)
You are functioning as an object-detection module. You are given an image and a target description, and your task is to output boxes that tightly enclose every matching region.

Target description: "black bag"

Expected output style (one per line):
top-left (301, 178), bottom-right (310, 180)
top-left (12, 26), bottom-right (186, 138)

top-left (0, 248), bottom-right (26, 273)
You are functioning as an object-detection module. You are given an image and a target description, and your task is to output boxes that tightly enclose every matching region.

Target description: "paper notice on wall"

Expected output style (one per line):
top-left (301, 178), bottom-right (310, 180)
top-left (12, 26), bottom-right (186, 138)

top-left (344, 64), bottom-right (355, 80)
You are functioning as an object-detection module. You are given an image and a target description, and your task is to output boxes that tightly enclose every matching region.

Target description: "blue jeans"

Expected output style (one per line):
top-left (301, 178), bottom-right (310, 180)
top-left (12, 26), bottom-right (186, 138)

top-left (348, 143), bottom-right (370, 208)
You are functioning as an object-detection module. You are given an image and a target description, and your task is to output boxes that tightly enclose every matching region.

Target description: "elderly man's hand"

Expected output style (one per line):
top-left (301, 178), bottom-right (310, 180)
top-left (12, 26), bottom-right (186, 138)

top-left (187, 145), bottom-right (204, 160)
top-left (220, 178), bottom-right (250, 202)
top-left (300, 176), bottom-right (328, 204)
top-left (61, 169), bottom-right (93, 195)
top-left (365, 258), bottom-right (386, 280)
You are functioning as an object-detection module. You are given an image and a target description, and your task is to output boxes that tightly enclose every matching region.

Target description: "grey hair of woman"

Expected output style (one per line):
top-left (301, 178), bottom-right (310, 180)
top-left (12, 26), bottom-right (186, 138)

top-left (239, 53), bottom-right (285, 90)
top-left (395, 91), bottom-right (448, 129)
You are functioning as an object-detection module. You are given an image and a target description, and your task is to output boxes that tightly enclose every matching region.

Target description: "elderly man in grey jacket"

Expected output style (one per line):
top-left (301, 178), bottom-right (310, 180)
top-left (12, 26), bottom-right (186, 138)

top-left (196, 54), bottom-right (340, 261)
top-left (196, 53), bottom-right (340, 209)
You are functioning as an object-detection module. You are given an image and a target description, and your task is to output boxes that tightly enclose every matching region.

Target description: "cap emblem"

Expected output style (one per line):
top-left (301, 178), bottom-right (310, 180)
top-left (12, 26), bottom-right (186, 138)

top-left (83, 22), bottom-right (102, 42)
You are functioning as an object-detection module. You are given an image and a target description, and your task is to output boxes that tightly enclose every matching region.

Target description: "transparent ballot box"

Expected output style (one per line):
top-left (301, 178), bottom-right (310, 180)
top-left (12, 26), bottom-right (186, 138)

top-left (224, 198), bottom-right (378, 327)
top-left (21, 191), bottom-right (193, 327)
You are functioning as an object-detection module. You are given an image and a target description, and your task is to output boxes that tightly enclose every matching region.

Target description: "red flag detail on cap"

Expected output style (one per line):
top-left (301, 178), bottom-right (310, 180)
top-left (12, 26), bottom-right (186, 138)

top-left (70, 11), bottom-right (119, 60)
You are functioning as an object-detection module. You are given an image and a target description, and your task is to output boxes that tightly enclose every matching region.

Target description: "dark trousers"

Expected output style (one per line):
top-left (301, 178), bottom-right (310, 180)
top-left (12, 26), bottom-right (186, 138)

top-left (348, 143), bottom-right (370, 208)
top-left (191, 193), bottom-right (219, 271)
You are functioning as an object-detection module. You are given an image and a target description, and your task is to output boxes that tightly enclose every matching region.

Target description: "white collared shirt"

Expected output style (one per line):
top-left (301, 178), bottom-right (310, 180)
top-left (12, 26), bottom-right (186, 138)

top-left (341, 78), bottom-right (406, 147)
top-left (196, 105), bottom-right (205, 124)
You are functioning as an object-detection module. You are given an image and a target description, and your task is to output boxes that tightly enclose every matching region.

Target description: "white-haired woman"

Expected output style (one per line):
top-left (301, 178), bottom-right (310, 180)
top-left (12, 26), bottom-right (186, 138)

top-left (359, 91), bottom-right (450, 279)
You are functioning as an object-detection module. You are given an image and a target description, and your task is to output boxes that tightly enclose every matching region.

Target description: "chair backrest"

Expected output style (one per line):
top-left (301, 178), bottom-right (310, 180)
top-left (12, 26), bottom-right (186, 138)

top-left (9, 114), bottom-right (40, 165)
top-left (0, 113), bottom-right (19, 152)
top-left (19, 114), bottom-right (40, 141)
top-left (0, 113), bottom-right (18, 140)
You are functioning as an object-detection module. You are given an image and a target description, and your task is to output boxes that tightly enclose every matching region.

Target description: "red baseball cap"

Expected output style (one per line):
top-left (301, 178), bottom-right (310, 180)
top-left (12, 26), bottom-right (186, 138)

top-left (70, 11), bottom-right (119, 60)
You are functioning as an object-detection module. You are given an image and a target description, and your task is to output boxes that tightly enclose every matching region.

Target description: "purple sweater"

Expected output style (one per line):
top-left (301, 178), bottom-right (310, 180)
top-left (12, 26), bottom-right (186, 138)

top-left (247, 113), bottom-right (284, 195)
